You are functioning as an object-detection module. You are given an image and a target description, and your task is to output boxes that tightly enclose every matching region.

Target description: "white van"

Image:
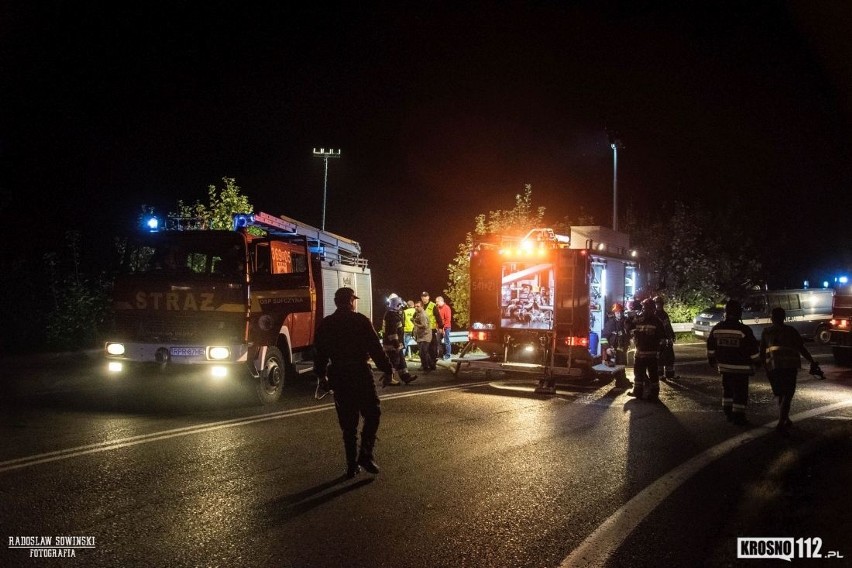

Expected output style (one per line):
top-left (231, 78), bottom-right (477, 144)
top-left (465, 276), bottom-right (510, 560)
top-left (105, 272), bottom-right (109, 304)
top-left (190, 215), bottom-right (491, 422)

top-left (692, 288), bottom-right (834, 344)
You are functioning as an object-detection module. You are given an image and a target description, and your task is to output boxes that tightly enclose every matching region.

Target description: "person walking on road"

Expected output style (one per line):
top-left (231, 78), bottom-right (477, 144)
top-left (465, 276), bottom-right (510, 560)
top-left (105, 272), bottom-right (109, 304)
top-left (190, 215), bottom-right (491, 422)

top-left (380, 294), bottom-right (417, 387)
top-left (314, 287), bottom-right (394, 478)
top-left (760, 306), bottom-right (824, 435)
top-left (707, 299), bottom-right (760, 425)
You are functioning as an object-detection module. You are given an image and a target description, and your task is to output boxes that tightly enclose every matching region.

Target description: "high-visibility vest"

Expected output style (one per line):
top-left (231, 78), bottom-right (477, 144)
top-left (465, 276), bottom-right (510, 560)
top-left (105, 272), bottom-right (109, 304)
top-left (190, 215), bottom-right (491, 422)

top-left (402, 307), bottom-right (415, 333)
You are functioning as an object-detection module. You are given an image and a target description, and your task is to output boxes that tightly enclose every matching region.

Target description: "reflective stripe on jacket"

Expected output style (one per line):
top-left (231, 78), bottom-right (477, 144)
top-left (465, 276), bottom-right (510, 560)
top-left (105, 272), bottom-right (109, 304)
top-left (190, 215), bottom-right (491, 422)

top-left (707, 320), bottom-right (760, 375)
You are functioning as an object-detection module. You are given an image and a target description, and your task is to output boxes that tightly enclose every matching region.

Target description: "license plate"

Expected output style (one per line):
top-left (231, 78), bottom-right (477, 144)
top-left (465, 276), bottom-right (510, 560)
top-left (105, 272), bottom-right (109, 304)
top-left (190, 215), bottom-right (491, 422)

top-left (170, 347), bottom-right (205, 357)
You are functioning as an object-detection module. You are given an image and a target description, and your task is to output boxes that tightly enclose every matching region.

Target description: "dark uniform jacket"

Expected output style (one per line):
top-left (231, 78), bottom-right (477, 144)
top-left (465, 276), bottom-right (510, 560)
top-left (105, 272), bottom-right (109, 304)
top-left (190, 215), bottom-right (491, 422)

top-left (707, 319), bottom-right (760, 375)
top-left (382, 309), bottom-right (404, 348)
top-left (760, 323), bottom-right (805, 372)
top-left (602, 316), bottom-right (629, 351)
top-left (314, 308), bottom-right (392, 388)
top-left (657, 309), bottom-right (675, 341)
top-left (627, 313), bottom-right (665, 359)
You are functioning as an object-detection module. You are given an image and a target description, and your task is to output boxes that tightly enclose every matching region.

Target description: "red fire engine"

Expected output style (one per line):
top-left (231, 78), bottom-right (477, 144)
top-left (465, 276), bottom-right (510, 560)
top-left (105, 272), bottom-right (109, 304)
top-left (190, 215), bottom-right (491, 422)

top-left (104, 212), bottom-right (372, 404)
top-left (455, 226), bottom-right (639, 392)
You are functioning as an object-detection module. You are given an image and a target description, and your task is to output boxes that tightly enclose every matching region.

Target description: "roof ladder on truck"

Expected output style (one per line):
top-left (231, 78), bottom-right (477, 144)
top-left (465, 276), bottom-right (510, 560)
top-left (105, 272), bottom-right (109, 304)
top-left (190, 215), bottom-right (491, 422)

top-left (233, 211), bottom-right (367, 268)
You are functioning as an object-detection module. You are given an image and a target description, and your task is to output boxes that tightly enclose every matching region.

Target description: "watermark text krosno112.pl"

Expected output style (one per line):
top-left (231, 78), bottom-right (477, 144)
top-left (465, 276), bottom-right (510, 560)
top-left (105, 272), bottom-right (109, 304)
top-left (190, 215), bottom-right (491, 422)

top-left (738, 537), bottom-right (844, 561)
top-left (8, 536), bottom-right (96, 558)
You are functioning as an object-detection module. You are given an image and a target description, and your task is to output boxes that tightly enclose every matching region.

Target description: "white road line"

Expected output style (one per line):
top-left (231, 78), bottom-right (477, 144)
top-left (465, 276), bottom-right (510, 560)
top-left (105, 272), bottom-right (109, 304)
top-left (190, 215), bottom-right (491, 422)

top-left (561, 398), bottom-right (852, 568)
top-left (0, 382), bottom-right (488, 474)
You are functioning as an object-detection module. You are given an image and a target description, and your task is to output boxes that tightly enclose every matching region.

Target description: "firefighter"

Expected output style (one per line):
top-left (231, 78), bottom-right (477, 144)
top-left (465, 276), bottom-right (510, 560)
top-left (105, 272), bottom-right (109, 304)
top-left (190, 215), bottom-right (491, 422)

top-left (314, 287), bottom-right (394, 478)
top-left (760, 307), bottom-right (823, 435)
top-left (626, 298), bottom-right (665, 400)
top-left (706, 299), bottom-right (760, 425)
top-left (380, 295), bottom-right (418, 387)
top-left (602, 303), bottom-right (633, 388)
top-left (654, 296), bottom-right (677, 380)
top-left (603, 303), bottom-right (629, 364)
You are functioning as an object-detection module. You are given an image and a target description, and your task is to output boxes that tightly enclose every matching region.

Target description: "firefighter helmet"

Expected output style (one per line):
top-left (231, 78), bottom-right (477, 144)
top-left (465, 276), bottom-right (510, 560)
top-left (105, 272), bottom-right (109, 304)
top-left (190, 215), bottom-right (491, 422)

top-left (641, 298), bottom-right (656, 313)
top-left (653, 295), bottom-right (665, 306)
top-left (611, 303), bottom-right (625, 313)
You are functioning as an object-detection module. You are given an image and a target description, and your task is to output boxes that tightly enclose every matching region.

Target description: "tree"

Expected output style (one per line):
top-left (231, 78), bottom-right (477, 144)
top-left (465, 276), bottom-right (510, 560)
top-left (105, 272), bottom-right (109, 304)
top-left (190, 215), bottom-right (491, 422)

top-left (172, 177), bottom-right (254, 229)
top-left (445, 184), bottom-right (546, 327)
top-left (626, 200), bottom-right (763, 322)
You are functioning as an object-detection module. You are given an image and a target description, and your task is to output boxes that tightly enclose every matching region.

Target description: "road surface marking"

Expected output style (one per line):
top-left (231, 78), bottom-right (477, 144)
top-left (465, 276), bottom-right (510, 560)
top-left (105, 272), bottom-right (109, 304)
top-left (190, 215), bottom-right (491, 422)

top-left (0, 381), bottom-right (489, 473)
top-left (561, 398), bottom-right (852, 568)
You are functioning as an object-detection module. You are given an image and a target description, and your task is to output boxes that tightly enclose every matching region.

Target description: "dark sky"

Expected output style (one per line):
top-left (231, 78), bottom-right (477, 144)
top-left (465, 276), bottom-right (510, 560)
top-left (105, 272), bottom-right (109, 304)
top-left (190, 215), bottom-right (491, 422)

top-left (2, 1), bottom-right (851, 300)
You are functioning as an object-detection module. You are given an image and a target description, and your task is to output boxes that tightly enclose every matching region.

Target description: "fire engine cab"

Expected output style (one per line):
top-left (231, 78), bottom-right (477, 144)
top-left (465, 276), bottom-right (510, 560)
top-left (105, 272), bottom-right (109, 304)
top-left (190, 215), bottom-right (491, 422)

top-left (104, 211), bottom-right (372, 404)
top-left (455, 226), bottom-right (638, 392)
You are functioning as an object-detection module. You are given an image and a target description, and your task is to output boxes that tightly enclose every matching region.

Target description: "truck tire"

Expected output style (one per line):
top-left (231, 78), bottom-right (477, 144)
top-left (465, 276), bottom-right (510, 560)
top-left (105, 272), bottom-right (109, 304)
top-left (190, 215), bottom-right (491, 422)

top-left (256, 347), bottom-right (285, 405)
top-left (814, 325), bottom-right (832, 346)
top-left (833, 346), bottom-right (852, 366)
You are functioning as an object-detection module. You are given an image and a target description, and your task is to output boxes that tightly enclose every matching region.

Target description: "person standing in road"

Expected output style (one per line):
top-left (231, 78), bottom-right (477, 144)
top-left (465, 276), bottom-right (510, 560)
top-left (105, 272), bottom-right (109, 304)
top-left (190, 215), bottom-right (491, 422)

top-left (625, 298), bottom-right (665, 400)
top-left (654, 296), bottom-right (677, 380)
top-left (314, 287), bottom-right (394, 478)
top-left (707, 299), bottom-right (761, 425)
top-left (380, 295), bottom-right (417, 387)
top-left (402, 300), bottom-right (416, 359)
top-left (419, 291), bottom-right (442, 370)
top-left (435, 295), bottom-right (452, 360)
top-left (413, 301), bottom-right (435, 372)
top-left (760, 307), bottom-right (824, 435)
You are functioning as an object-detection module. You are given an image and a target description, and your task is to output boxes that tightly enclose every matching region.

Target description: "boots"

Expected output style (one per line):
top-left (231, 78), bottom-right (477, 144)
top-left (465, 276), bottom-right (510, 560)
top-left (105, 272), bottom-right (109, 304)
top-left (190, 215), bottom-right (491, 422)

top-left (381, 373), bottom-right (401, 387)
top-left (401, 372), bottom-right (418, 384)
top-left (357, 437), bottom-right (380, 474)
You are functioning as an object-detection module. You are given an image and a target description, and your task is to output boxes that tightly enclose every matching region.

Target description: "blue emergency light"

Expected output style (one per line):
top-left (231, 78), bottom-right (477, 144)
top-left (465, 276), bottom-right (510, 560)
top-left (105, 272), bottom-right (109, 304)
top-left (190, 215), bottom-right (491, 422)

top-left (144, 216), bottom-right (160, 232)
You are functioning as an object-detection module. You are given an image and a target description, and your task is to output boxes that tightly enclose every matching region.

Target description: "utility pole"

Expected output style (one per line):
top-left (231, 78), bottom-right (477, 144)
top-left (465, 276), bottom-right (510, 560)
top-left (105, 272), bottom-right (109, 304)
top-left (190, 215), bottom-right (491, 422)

top-left (312, 148), bottom-right (341, 231)
top-left (609, 138), bottom-right (623, 232)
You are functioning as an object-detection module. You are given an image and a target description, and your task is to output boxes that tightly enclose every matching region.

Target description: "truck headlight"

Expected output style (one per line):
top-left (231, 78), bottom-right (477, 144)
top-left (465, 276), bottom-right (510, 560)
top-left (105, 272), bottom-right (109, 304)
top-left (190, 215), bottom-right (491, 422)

top-left (208, 346), bottom-right (230, 360)
top-left (106, 343), bottom-right (125, 356)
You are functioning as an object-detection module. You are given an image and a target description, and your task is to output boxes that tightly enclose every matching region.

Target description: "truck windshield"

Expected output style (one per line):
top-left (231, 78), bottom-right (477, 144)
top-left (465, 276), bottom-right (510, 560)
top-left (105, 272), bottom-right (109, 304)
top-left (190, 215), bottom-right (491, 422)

top-left (121, 232), bottom-right (245, 278)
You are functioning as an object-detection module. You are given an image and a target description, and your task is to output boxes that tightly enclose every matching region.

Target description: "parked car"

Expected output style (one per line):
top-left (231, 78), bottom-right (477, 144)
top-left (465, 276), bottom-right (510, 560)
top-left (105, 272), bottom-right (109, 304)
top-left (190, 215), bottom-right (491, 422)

top-left (692, 288), bottom-right (834, 343)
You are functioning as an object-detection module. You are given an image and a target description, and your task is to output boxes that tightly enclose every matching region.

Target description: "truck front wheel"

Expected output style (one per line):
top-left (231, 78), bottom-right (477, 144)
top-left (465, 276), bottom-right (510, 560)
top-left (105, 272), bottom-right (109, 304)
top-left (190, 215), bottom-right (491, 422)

top-left (256, 347), bottom-right (285, 404)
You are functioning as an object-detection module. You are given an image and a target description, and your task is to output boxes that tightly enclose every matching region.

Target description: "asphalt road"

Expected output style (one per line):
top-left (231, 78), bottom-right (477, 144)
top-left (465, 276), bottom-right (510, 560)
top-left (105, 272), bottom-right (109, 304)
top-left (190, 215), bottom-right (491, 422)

top-left (1, 344), bottom-right (851, 567)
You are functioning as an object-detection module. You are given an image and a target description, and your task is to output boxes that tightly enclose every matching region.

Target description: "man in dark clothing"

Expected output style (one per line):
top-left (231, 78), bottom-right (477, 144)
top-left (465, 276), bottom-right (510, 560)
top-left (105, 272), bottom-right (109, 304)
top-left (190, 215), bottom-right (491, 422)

top-left (602, 303), bottom-right (633, 388)
top-left (760, 307), bottom-right (823, 435)
top-left (626, 298), bottom-right (665, 400)
top-left (314, 287), bottom-right (393, 478)
top-left (707, 300), bottom-right (760, 425)
top-left (654, 296), bottom-right (677, 380)
top-left (603, 303), bottom-right (629, 365)
top-left (420, 291), bottom-right (443, 369)
top-left (380, 294), bottom-right (417, 387)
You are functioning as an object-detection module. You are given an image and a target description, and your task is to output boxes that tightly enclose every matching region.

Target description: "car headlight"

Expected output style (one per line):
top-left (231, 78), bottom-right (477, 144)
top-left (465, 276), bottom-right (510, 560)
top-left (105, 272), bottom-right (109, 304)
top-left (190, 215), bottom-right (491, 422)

top-left (106, 343), bottom-right (125, 356)
top-left (208, 346), bottom-right (230, 360)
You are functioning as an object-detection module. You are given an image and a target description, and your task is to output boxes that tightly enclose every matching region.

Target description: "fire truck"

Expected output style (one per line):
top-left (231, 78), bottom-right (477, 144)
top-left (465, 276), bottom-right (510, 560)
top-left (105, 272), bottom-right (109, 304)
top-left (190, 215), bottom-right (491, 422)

top-left (455, 226), bottom-right (639, 392)
top-left (828, 282), bottom-right (852, 365)
top-left (104, 211), bottom-right (372, 404)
